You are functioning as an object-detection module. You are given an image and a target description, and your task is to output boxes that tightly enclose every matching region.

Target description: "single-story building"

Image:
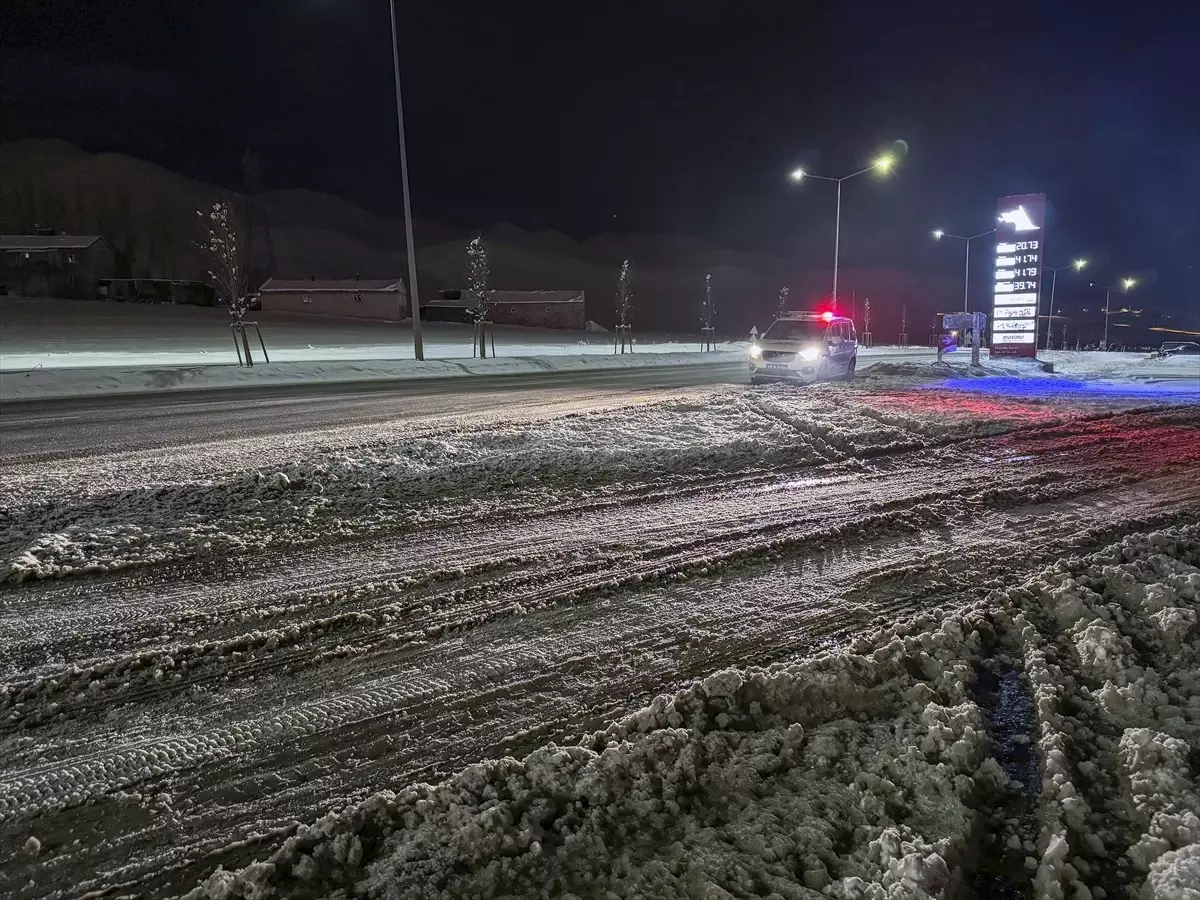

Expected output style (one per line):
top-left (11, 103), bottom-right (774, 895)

top-left (258, 276), bottom-right (409, 321)
top-left (429, 289), bottom-right (586, 329)
top-left (0, 234), bottom-right (117, 299)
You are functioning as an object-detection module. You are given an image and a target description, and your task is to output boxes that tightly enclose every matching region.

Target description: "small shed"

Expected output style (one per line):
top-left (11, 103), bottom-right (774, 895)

top-left (258, 277), bottom-right (408, 321)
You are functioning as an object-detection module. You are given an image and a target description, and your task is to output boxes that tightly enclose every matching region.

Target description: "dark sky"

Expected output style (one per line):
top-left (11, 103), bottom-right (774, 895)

top-left (3, 0), bottom-right (1199, 312)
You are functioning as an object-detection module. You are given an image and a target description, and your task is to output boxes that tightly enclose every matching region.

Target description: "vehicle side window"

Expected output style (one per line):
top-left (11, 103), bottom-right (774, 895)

top-left (836, 322), bottom-right (848, 342)
top-left (825, 326), bottom-right (837, 344)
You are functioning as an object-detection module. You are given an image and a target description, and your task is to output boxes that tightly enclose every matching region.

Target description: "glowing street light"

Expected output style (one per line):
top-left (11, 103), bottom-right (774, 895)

top-left (932, 228), bottom-right (995, 313)
top-left (1040, 258), bottom-right (1088, 352)
top-left (788, 155), bottom-right (896, 310)
top-left (1089, 278), bottom-right (1138, 349)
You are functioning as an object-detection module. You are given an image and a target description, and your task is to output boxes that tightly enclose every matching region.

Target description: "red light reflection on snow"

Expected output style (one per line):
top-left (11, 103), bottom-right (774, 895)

top-left (857, 390), bottom-right (1065, 425)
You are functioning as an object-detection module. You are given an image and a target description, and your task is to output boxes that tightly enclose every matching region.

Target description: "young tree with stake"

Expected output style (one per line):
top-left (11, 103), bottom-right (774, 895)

top-left (701, 273), bottom-right (715, 350)
top-left (465, 236), bottom-right (494, 357)
top-left (199, 199), bottom-right (250, 321)
top-left (199, 199), bottom-right (258, 364)
top-left (615, 258), bottom-right (633, 353)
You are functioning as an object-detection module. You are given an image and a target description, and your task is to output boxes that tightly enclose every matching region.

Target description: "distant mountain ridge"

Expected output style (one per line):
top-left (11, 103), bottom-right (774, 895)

top-left (0, 139), bottom-right (954, 332)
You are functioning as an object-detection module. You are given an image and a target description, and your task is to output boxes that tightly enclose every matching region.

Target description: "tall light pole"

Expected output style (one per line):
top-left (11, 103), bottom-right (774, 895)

top-left (932, 229), bottom-right (995, 313)
top-left (1089, 277), bottom-right (1137, 350)
top-left (389, 0), bottom-right (424, 360)
top-left (1040, 259), bottom-right (1087, 351)
top-left (790, 155), bottom-right (894, 310)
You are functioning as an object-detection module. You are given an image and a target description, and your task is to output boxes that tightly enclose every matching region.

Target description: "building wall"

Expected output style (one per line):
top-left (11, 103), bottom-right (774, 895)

top-left (488, 301), bottom-right (585, 329)
top-left (0, 243), bottom-right (115, 299)
top-left (261, 288), bottom-right (407, 321)
top-left (80, 243), bottom-right (117, 294)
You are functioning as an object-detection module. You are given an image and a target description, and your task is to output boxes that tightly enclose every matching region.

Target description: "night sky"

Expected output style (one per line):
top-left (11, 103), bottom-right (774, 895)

top-left (3, 0), bottom-right (1198, 314)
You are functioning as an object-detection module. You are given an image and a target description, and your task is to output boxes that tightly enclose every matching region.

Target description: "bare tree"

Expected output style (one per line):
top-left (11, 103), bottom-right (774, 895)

top-left (776, 286), bottom-right (790, 320)
top-left (465, 235), bottom-right (494, 357)
top-left (198, 199), bottom-right (249, 320)
top-left (614, 258), bottom-right (633, 353)
top-left (702, 273), bottom-right (714, 328)
top-left (199, 198), bottom-right (267, 365)
top-left (616, 258), bottom-right (632, 326)
top-left (701, 273), bottom-right (715, 351)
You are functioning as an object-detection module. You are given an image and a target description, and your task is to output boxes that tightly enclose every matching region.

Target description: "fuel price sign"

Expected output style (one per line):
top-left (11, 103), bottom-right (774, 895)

top-left (992, 193), bottom-right (1046, 358)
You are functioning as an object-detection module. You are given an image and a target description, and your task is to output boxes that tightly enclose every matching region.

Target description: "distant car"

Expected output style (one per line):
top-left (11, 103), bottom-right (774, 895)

top-left (1162, 342), bottom-right (1200, 357)
top-left (749, 311), bottom-right (858, 384)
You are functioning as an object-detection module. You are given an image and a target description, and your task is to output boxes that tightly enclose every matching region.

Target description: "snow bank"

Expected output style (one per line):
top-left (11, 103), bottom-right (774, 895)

top-left (0, 349), bottom-right (745, 402)
top-left (1009, 526), bottom-right (1200, 900)
top-left (180, 524), bottom-right (1200, 900)
top-left (1044, 351), bottom-right (1200, 382)
top-left (187, 601), bottom-right (1001, 900)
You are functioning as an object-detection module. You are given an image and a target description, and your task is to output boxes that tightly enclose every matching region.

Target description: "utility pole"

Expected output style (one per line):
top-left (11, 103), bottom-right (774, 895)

top-left (389, 0), bottom-right (424, 360)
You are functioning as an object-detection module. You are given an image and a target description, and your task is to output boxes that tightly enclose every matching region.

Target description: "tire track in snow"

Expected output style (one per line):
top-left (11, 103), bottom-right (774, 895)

top-left (1, 394), bottom-right (1197, 899)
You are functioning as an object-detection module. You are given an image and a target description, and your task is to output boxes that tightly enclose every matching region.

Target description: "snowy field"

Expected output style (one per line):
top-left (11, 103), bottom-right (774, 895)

top-left (1, 366), bottom-right (1199, 898)
top-left (0, 297), bottom-right (940, 402)
top-left (0, 298), bottom-right (735, 370)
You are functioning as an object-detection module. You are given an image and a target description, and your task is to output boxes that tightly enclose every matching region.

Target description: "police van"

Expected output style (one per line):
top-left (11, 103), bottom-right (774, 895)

top-left (748, 311), bottom-right (859, 384)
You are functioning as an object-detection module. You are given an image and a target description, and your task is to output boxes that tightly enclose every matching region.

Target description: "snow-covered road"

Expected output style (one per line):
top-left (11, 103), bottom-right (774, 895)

top-left (1, 376), bottom-right (1198, 899)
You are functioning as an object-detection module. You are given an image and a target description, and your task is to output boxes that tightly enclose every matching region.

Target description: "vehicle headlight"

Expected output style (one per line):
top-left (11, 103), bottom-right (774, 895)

top-left (749, 345), bottom-right (762, 359)
top-left (799, 346), bottom-right (820, 361)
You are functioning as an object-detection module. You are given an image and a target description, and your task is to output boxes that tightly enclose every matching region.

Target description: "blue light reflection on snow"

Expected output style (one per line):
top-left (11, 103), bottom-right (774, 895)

top-left (930, 377), bottom-right (1200, 402)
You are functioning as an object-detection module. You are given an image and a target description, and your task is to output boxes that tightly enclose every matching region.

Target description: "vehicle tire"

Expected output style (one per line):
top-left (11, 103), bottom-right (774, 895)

top-left (750, 376), bottom-right (764, 385)
top-left (844, 355), bottom-right (857, 380)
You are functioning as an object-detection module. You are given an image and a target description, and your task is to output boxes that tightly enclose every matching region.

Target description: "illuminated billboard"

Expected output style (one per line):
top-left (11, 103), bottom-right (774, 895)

top-left (992, 193), bottom-right (1045, 358)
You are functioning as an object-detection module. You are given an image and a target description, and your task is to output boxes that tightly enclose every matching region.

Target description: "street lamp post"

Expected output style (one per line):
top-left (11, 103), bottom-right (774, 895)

top-left (1089, 278), bottom-right (1137, 350)
top-left (932, 229), bottom-right (995, 314)
top-left (388, 0), bottom-right (424, 360)
top-left (791, 156), bottom-right (894, 311)
top-left (1040, 259), bottom-right (1087, 352)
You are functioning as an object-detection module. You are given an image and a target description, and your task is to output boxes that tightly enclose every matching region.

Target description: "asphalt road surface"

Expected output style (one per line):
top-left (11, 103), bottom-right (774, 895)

top-left (0, 352), bottom-right (939, 460)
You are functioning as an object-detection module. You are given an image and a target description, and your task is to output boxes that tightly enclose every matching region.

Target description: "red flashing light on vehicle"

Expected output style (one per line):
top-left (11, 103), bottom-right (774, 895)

top-left (821, 311), bottom-right (834, 322)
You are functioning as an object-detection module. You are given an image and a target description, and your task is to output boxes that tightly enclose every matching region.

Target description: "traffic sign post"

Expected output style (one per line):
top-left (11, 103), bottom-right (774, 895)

top-left (942, 312), bottom-right (987, 366)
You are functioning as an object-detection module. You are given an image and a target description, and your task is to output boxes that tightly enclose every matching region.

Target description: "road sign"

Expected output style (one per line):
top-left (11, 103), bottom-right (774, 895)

top-left (942, 312), bottom-right (985, 332)
top-left (941, 312), bottom-right (987, 365)
top-left (992, 193), bottom-right (1045, 358)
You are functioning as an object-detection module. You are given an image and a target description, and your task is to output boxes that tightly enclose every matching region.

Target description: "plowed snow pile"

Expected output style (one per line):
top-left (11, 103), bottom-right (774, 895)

top-left (187, 524), bottom-right (1200, 900)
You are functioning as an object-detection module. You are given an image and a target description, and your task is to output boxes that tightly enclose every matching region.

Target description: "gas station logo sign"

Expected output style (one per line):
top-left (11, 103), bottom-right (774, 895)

top-left (992, 193), bottom-right (1045, 357)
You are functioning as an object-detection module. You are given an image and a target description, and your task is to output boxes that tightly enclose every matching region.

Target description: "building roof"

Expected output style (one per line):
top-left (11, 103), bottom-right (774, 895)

top-left (0, 234), bottom-right (108, 251)
top-left (258, 278), bottom-right (405, 293)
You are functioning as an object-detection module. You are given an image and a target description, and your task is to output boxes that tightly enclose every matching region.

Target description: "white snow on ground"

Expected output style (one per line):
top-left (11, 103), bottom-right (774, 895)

top-left (0, 299), bottom-right (727, 369)
top-left (1043, 350), bottom-right (1200, 382)
top-left (0, 349), bottom-right (745, 402)
top-left (8, 388), bottom-right (1194, 582)
top-left (1, 375), bottom-right (1197, 899)
top-left (184, 524), bottom-right (1200, 900)
top-left (1013, 528), bottom-right (1200, 900)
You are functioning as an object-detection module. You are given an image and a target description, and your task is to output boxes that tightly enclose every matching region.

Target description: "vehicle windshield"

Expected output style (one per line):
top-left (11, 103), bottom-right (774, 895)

top-left (765, 320), bottom-right (828, 342)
